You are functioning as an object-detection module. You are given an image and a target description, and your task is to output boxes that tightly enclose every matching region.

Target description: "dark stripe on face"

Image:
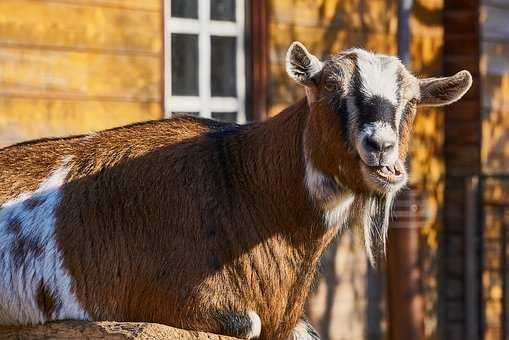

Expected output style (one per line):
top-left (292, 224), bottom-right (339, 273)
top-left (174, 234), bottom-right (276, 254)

top-left (359, 95), bottom-right (397, 129)
top-left (351, 64), bottom-right (397, 129)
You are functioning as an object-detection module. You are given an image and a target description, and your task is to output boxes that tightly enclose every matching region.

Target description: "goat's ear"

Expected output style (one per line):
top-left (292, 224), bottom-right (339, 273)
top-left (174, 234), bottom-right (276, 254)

top-left (286, 41), bottom-right (323, 87)
top-left (418, 70), bottom-right (472, 107)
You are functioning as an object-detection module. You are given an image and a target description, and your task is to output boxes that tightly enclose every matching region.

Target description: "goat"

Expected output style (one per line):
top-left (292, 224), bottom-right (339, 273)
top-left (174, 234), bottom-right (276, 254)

top-left (0, 42), bottom-right (472, 339)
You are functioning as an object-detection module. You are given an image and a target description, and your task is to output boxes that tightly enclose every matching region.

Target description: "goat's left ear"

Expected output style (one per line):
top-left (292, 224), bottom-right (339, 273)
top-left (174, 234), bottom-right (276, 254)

top-left (286, 41), bottom-right (323, 87)
top-left (418, 70), bottom-right (473, 106)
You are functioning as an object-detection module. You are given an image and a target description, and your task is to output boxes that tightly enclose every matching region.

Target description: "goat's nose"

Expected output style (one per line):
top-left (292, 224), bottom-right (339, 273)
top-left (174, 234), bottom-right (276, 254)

top-left (364, 136), bottom-right (395, 153)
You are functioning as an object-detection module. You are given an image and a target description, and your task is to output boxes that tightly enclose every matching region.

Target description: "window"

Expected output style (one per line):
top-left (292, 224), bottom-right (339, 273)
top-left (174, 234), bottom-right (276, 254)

top-left (164, 0), bottom-right (246, 123)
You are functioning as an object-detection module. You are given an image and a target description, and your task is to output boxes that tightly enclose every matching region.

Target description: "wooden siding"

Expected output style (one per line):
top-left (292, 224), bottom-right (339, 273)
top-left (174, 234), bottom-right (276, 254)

top-left (0, 0), bottom-right (162, 147)
top-left (480, 2), bottom-right (509, 340)
top-left (481, 1), bottom-right (509, 173)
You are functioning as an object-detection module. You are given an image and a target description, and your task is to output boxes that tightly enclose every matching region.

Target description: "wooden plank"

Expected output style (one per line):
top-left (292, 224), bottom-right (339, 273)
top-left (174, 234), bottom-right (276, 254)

top-left (411, 35), bottom-right (444, 75)
top-left (481, 41), bottom-right (509, 77)
top-left (0, 97), bottom-right (161, 146)
top-left (250, 0), bottom-right (269, 121)
top-left (482, 74), bottom-right (509, 111)
top-left (483, 0), bottom-right (509, 10)
top-left (42, 0), bottom-right (161, 11)
top-left (0, 47), bottom-right (161, 101)
top-left (269, 23), bottom-right (397, 63)
top-left (482, 106), bottom-right (509, 173)
top-left (270, 0), bottom-right (397, 33)
top-left (481, 4), bottom-right (509, 42)
top-left (0, 0), bottom-right (162, 54)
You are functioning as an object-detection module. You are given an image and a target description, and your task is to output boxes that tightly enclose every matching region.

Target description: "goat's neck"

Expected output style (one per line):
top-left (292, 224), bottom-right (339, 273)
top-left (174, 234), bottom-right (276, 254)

top-left (228, 99), bottom-right (352, 335)
top-left (241, 98), bottom-right (352, 239)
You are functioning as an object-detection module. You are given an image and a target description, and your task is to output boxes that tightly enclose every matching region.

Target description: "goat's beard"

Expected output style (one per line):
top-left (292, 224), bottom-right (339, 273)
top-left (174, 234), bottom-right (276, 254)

top-left (351, 192), bottom-right (395, 265)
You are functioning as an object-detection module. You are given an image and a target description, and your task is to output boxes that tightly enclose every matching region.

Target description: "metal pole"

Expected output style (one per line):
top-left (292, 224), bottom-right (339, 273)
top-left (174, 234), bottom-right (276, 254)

top-left (398, 0), bottom-right (412, 68)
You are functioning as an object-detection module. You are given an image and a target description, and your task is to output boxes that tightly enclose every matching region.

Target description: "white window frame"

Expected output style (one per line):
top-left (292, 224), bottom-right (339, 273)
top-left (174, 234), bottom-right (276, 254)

top-left (164, 0), bottom-right (246, 123)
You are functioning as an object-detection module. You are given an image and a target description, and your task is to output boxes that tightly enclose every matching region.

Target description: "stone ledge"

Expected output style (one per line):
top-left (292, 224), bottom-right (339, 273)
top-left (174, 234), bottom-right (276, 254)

top-left (0, 321), bottom-right (240, 339)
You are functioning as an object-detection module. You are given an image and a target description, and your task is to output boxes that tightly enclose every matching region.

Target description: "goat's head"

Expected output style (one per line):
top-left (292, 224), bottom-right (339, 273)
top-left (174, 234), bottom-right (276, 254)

top-left (286, 41), bottom-right (472, 195)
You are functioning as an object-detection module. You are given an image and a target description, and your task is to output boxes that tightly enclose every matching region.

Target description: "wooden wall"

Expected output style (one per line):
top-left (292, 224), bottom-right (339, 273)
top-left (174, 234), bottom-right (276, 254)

top-left (0, 0), bottom-right (163, 147)
top-left (481, 0), bottom-right (509, 173)
top-left (480, 1), bottom-right (509, 339)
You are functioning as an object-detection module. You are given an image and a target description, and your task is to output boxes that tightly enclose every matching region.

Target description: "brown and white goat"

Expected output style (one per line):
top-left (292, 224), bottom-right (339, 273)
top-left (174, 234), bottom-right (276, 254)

top-left (0, 42), bottom-right (471, 339)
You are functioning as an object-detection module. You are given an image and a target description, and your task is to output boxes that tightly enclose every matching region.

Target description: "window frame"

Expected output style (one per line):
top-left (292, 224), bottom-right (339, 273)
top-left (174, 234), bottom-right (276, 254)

top-left (164, 0), bottom-right (246, 123)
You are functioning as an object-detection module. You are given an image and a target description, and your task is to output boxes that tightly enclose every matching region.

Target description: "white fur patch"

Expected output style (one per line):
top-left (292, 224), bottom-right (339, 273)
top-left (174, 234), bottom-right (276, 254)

top-left (305, 161), bottom-right (354, 229)
top-left (246, 311), bottom-right (261, 339)
top-left (324, 192), bottom-right (355, 229)
top-left (304, 161), bottom-right (327, 198)
top-left (353, 49), bottom-right (399, 105)
top-left (0, 156), bottom-right (89, 325)
top-left (290, 318), bottom-right (320, 339)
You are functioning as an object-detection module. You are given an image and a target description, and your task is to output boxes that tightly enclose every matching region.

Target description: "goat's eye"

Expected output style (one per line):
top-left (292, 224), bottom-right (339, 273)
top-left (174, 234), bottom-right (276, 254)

top-left (408, 98), bottom-right (418, 105)
top-left (324, 81), bottom-right (337, 92)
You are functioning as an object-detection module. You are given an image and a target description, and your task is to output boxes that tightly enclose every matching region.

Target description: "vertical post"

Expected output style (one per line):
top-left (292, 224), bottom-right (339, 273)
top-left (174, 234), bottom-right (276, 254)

top-left (397, 0), bottom-right (412, 68)
top-left (162, 0), bottom-right (168, 117)
top-left (465, 176), bottom-right (480, 340)
top-left (387, 1), bottom-right (425, 339)
top-left (441, 0), bottom-right (481, 338)
top-left (249, 0), bottom-right (269, 122)
top-left (502, 198), bottom-right (508, 340)
top-left (387, 188), bottom-right (425, 340)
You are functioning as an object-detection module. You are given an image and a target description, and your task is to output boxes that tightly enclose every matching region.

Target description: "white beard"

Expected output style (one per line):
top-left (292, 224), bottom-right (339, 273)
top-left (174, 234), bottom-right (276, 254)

top-left (351, 191), bottom-right (395, 265)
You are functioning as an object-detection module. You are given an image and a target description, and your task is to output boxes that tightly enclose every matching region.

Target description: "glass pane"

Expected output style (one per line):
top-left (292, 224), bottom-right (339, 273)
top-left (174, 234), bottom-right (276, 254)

top-left (211, 36), bottom-right (237, 97)
top-left (172, 112), bottom-right (199, 117)
top-left (212, 112), bottom-right (237, 123)
top-left (211, 0), bottom-right (235, 21)
top-left (171, 0), bottom-right (198, 18)
top-left (171, 34), bottom-right (199, 96)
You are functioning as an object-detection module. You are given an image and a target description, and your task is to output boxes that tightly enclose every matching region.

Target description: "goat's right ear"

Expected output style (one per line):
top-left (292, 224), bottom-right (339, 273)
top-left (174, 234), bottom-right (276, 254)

top-left (286, 42), bottom-right (323, 87)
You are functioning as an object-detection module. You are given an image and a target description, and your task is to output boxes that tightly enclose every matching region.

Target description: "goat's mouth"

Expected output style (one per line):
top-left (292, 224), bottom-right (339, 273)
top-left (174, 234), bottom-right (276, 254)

top-left (373, 161), bottom-right (404, 183)
top-left (360, 159), bottom-right (407, 192)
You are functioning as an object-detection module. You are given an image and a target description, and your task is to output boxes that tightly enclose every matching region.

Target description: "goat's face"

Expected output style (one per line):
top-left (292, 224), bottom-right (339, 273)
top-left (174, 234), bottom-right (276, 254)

top-left (286, 42), bottom-right (472, 194)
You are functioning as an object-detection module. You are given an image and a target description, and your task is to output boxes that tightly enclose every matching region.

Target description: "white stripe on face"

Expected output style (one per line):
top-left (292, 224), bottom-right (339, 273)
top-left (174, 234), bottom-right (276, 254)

top-left (0, 156), bottom-right (89, 325)
top-left (353, 49), bottom-right (399, 107)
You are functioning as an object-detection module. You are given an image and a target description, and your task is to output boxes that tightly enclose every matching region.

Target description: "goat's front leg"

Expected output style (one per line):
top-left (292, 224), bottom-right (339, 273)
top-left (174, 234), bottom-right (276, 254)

top-left (289, 316), bottom-right (320, 340)
top-left (214, 310), bottom-right (261, 339)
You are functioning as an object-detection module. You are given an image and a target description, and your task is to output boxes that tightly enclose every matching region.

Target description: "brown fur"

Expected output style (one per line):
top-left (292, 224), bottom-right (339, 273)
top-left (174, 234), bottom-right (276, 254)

top-left (0, 100), bottom-right (337, 339)
top-left (0, 43), bottom-right (471, 338)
